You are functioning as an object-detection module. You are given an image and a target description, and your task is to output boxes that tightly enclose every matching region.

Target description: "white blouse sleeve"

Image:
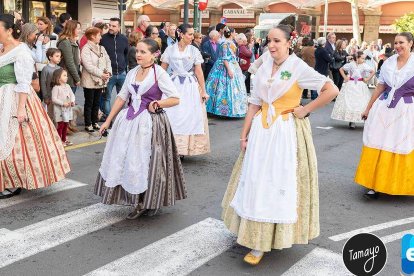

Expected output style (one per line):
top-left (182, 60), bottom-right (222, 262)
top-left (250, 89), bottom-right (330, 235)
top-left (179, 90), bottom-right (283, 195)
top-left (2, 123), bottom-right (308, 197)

top-left (297, 62), bottom-right (333, 93)
top-left (157, 67), bottom-right (179, 98)
top-left (117, 69), bottom-right (134, 101)
top-left (248, 74), bottom-right (262, 106)
top-left (342, 63), bottom-right (351, 72)
top-left (160, 47), bottom-right (170, 64)
top-left (192, 46), bottom-right (204, 65)
top-left (14, 49), bottom-right (35, 94)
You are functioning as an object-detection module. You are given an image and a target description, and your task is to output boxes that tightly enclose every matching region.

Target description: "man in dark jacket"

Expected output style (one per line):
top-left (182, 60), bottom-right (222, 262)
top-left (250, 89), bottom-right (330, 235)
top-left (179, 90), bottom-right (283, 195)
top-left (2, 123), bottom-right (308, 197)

top-left (100, 17), bottom-right (129, 118)
top-left (314, 37), bottom-right (333, 100)
top-left (201, 30), bottom-right (220, 80)
top-left (53, 13), bottom-right (71, 35)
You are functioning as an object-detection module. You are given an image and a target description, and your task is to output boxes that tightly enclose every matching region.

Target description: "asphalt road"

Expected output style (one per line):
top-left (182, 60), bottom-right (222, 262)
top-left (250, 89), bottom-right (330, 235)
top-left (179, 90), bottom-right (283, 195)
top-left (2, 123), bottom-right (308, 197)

top-left (0, 99), bottom-right (413, 276)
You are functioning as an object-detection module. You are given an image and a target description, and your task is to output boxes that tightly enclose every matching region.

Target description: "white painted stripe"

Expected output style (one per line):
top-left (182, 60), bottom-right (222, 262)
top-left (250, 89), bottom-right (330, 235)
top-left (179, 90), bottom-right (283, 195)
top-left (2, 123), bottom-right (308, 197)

top-left (329, 217), bottom-right (414, 241)
top-left (0, 203), bottom-right (127, 268)
top-left (85, 218), bottom-right (236, 276)
top-left (316, 126), bottom-right (333, 130)
top-left (281, 248), bottom-right (351, 276)
top-left (381, 229), bottom-right (414, 244)
top-left (0, 179), bottom-right (87, 209)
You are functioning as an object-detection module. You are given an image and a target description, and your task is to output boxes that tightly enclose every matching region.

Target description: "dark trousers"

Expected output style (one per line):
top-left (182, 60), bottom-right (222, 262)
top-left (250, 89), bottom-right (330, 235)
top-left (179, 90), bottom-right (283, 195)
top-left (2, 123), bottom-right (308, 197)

top-left (243, 71), bottom-right (251, 94)
top-left (84, 88), bottom-right (102, 126)
top-left (332, 69), bottom-right (344, 90)
top-left (57, 122), bottom-right (68, 142)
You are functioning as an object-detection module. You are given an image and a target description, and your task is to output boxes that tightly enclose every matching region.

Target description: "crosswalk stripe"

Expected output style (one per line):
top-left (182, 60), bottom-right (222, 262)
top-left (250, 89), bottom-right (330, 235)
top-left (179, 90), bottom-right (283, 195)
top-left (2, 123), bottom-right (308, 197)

top-left (0, 203), bottom-right (127, 268)
top-left (84, 218), bottom-right (236, 276)
top-left (281, 248), bottom-right (351, 276)
top-left (381, 229), bottom-right (414, 244)
top-left (0, 179), bottom-right (87, 209)
top-left (329, 217), bottom-right (414, 242)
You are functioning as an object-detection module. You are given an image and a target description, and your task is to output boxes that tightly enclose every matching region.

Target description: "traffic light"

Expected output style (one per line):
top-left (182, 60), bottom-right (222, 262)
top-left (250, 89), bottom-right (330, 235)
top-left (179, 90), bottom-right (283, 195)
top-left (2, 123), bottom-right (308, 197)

top-left (118, 0), bottom-right (127, 11)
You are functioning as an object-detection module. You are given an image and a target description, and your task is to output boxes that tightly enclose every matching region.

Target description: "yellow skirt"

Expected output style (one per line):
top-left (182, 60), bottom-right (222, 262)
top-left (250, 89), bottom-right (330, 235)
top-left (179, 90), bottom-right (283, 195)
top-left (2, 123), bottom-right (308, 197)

top-left (221, 117), bottom-right (319, 252)
top-left (355, 146), bottom-right (414, 195)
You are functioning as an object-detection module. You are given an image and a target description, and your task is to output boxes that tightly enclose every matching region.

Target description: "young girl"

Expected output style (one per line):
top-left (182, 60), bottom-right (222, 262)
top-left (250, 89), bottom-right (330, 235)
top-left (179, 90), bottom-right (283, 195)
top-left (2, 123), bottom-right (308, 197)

top-left (331, 51), bottom-right (375, 129)
top-left (51, 68), bottom-right (76, 146)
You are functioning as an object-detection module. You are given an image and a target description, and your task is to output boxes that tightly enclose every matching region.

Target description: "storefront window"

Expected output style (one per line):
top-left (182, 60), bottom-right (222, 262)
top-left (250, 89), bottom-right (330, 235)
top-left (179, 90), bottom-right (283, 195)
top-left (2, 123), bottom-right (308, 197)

top-left (29, 1), bottom-right (46, 23)
top-left (4, 0), bottom-right (23, 15)
top-left (50, 1), bottom-right (67, 27)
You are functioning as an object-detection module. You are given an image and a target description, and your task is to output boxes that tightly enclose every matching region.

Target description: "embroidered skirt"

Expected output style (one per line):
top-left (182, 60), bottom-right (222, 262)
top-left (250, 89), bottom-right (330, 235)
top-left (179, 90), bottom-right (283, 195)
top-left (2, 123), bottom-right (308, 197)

top-left (221, 117), bottom-right (319, 251)
top-left (95, 111), bottom-right (187, 209)
top-left (0, 90), bottom-right (70, 191)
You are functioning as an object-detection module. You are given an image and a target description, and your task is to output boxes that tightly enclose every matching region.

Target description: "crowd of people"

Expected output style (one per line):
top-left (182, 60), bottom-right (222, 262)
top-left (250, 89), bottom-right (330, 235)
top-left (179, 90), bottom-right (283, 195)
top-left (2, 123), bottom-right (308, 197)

top-left (0, 10), bottom-right (413, 267)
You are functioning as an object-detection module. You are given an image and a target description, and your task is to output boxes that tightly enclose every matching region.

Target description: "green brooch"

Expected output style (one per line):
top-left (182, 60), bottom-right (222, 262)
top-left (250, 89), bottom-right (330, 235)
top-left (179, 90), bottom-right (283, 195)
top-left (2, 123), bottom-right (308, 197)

top-left (280, 71), bottom-right (292, 80)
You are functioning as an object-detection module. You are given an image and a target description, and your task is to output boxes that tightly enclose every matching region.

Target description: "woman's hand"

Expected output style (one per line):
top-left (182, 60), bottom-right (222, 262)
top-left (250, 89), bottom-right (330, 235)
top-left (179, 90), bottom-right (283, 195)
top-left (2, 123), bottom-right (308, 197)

top-left (42, 36), bottom-right (50, 45)
top-left (293, 105), bottom-right (309, 119)
top-left (361, 108), bottom-right (370, 120)
top-left (201, 92), bottom-right (209, 103)
top-left (99, 121), bottom-right (110, 135)
top-left (148, 101), bottom-right (159, 113)
top-left (228, 70), bottom-right (234, 79)
top-left (71, 102), bottom-right (75, 107)
top-left (240, 138), bottom-right (248, 151)
top-left (17, 109), bottom-right (28, 123)
top-left (102, 72), bottom-right (110, 81)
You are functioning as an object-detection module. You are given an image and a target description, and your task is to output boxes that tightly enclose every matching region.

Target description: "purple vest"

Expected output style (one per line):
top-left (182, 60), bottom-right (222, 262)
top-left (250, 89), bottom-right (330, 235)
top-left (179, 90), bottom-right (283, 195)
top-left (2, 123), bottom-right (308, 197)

top-left (380, 75), bottom-right (414, 108)
top-left (126, 67), bottom-right (163, 120)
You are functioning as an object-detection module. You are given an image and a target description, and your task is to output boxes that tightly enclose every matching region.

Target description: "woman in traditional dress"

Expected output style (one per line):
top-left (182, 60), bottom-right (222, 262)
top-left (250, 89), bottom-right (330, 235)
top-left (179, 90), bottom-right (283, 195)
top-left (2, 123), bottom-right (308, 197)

top-left (331, 51), bottom-right (375, 129)
top-left (355, 32), bottom-right (414, 199)
top-left (205, 27), bottom-right (248, 118)
top-left (161, 24), bottom-right (210, 157)
top-left (0, 14), bottom-right (70, 199)
top-left (95, 38), bottom-right (186, 219)
top-left (221, 25), bottom-right (338, 265)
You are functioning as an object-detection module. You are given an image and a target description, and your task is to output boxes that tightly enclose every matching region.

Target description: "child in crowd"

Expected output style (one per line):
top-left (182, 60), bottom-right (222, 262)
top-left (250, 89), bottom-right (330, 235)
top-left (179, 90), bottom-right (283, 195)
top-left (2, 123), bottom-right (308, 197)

top-left (51, 68), bottom-right (76, 147)
top-left (41, 48), bottom-right (61, 120)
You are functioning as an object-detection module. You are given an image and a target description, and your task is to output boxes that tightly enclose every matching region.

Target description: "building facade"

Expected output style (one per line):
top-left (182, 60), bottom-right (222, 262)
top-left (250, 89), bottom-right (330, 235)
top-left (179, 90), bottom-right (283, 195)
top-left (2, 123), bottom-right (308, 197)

top-left (125, 1), bottom-right (413, 44)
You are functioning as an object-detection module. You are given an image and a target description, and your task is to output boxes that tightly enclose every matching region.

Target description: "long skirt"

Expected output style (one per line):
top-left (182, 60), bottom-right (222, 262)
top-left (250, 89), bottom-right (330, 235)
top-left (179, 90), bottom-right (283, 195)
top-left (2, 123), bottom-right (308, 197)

top-left (94, 111), bottom-right (187, 210)
top-left (355, 146), bottom-right (414, 195)
top-left (331, 81), bottom-right (371, 123)
top-left (175, 104), bottom-right (211, 156)
top-left (221, 117), bottom-right (319, 252)
top-left (0, 89), bottom-right (70, 191)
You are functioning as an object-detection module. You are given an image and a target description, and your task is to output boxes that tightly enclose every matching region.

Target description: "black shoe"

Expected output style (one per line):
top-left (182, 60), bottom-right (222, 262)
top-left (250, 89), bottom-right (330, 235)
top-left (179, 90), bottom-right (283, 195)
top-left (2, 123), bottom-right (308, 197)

top-left (92, 123), bottom-right (100, 130)
top-left (179, 155), bottom-right (184, 161)
top-left (99, 116), bottom-right (107, 123)
top-left (364, 190), bottom-right (379, 199)
top-left (349, 122), bottom-right (356, 129)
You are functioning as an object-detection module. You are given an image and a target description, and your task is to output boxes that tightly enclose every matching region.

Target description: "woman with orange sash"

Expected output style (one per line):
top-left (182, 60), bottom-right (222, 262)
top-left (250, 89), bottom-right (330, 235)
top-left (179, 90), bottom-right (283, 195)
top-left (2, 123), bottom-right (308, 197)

top-left (221, 25), bottom-right (338, 265)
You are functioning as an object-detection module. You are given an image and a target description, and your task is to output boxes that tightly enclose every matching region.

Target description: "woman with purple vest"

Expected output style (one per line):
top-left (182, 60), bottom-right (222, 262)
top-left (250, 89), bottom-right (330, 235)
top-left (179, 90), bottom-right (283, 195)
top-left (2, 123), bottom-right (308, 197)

top-left (95, 38), bottom-right (187, 219)
top-left (355, 32), bottom-right (414, 199)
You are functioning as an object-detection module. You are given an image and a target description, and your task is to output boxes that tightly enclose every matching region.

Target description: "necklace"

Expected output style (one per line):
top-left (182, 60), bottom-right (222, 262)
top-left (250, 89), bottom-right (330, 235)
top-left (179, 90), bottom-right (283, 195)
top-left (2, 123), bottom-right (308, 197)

top-left (139, 63), bottom-right (154, 76)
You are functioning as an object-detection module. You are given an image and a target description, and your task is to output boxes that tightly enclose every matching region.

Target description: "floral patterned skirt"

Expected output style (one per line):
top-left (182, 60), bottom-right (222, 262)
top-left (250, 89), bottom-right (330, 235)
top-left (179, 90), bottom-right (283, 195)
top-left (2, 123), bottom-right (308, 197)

top-left (221, 117), bottom-right (319, 252)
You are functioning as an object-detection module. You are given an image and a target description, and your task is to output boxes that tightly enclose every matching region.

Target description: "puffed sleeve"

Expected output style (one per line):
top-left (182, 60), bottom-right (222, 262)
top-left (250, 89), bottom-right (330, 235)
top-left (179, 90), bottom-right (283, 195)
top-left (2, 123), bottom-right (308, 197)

top-left (248, 75), bottom-right (262, 106)
top-left (160, 46), bottom-right (170, 64)
top-left (297, 62), bottom-right (333, 93)
top-left (377, 60), bottom-right (389, 84)
top-left (342, 62), bottom-right (351, 72)
top-left (117, 70), bottom-right (132, 101)
top-left (193, 46), bottom-right (204, 65)
top-left (157, 67), bottom-right (179, 98)
top-left (14, 49), bottom-right (35, 94)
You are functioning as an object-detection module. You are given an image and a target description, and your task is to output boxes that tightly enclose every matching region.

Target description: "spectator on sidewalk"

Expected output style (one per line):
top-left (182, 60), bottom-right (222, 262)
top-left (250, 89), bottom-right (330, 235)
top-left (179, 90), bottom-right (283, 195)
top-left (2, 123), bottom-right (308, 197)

top-left (127, 31), bottom-right (144, 71)
top-left (161, 23), bottom-right (177, 54)
top-left (201, 30), bottom-right (220, 80)
top-left (136, 15), bottom-right (150, 37)
top-left (236, 33), bottom-right (253, 94)
top-left (41, 48), bottom-right (62, 121)
top-left (79, 19), bottom-right (108, 50)
top-left (146, 25), bottom-right (161, 49)
top-left (57, 20), bottom-right (81, 94)
top-left (100, 17), bottom-right (128, 119)
top-left (159, 22), bottom-right (169, 40)
top-left (53, 13), bottom-right (71, 35)
top-left (81, 27), bottom-right (112, 132)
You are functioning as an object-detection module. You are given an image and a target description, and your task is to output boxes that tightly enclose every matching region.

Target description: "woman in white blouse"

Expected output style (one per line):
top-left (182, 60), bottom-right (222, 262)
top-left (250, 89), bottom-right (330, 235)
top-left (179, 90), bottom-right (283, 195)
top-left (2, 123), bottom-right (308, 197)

top-left (221, 25), bottom-right (338, 265)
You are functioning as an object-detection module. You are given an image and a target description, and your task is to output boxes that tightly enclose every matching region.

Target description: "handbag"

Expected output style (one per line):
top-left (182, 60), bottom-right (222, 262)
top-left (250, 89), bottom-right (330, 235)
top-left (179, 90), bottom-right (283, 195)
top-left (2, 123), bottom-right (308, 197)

top-left (61, 106), bottom-right (72, 122)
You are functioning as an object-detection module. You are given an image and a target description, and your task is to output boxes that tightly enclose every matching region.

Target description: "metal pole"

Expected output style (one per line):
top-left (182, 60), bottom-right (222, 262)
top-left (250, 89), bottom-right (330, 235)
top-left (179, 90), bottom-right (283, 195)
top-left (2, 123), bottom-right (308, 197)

top-left (323, 0), bottom-right (328, 37)
top-left (120, 0), bottom-right (125, 34)
top-left (184, 0), bottom-right (189, 24)
top-left (193, 0), bottom-right (200, 32)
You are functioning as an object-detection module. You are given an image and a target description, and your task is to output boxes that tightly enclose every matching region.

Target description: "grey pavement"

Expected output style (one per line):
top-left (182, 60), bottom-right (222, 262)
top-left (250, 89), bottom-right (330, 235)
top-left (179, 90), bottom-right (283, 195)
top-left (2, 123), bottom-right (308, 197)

top-left (0, 99), bottom-right (412, 275)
